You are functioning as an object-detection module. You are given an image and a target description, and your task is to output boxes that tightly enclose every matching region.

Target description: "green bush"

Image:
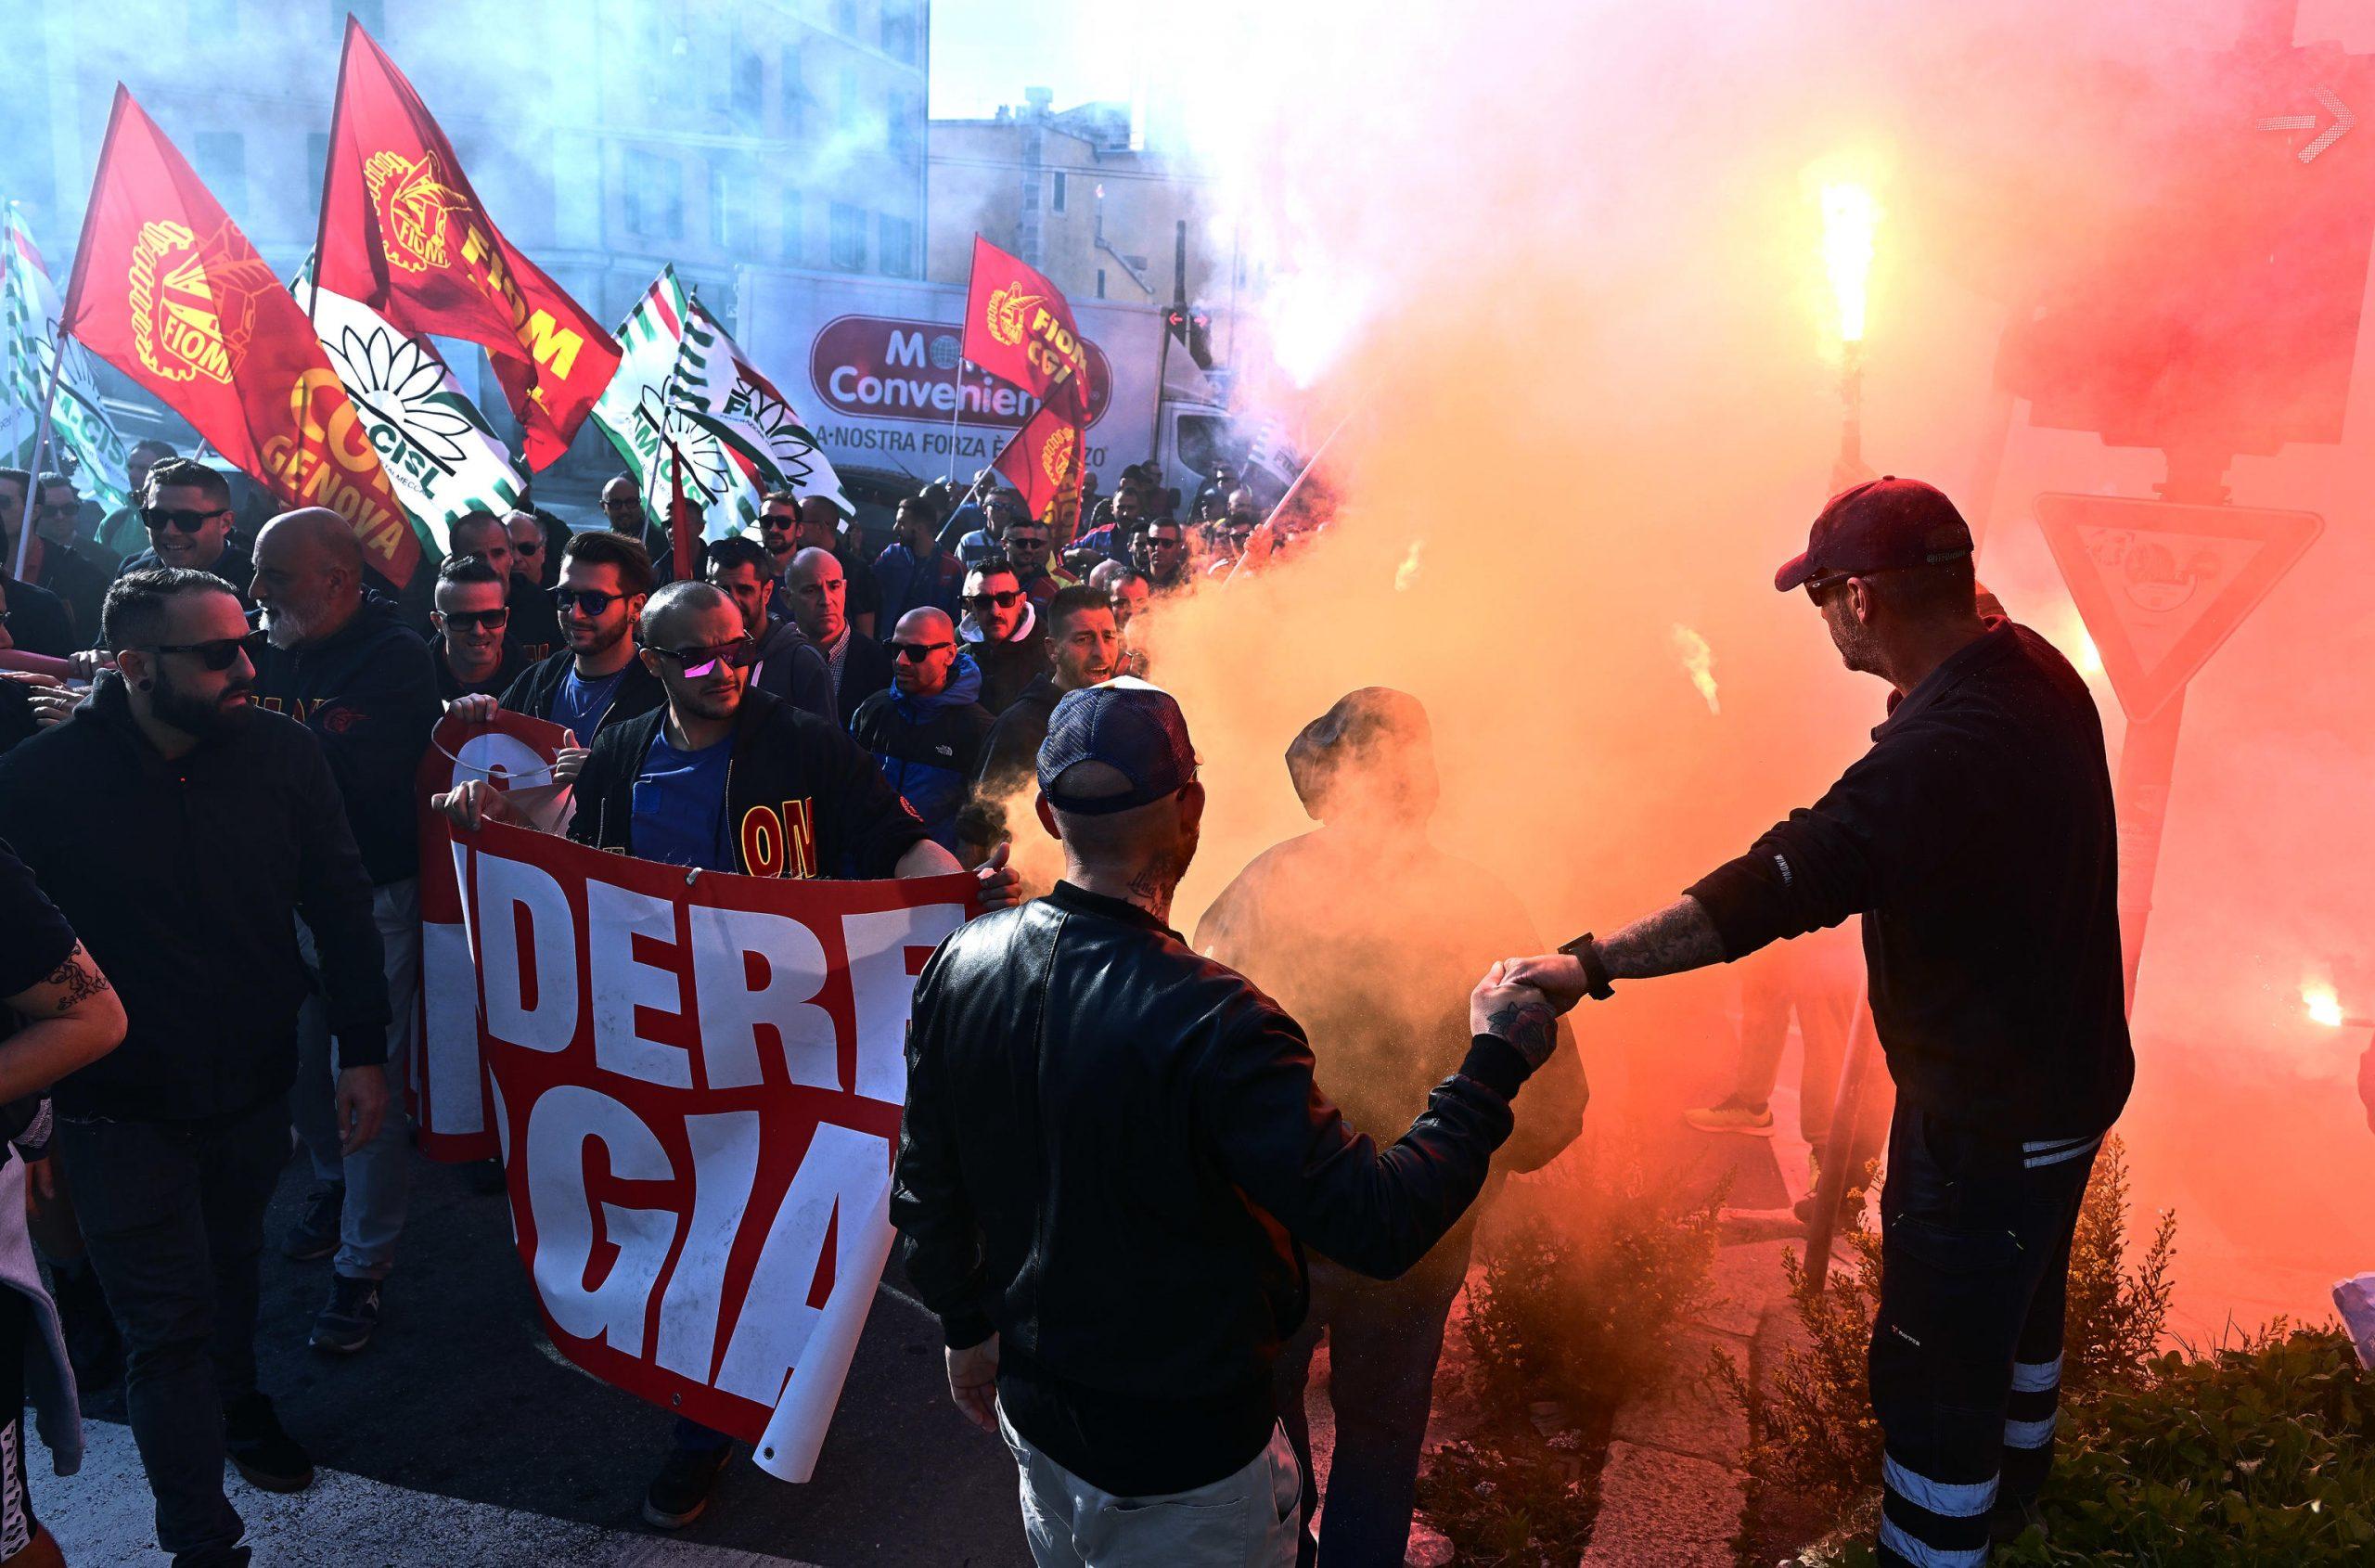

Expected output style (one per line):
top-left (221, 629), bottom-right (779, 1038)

top-left (1999, 1325), bottom-right (2375, 1563)
top-left (1413, 1437), bottom-right (1598, 1568)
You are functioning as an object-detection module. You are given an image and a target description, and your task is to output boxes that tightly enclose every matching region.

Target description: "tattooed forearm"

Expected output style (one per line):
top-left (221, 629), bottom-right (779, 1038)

top-left (42, 949), bottom-right (112, 1015)
top-left (1484, 998), bottom-right (1558, 1069)
top-left (1596, 897), bottom-right (1726, 980)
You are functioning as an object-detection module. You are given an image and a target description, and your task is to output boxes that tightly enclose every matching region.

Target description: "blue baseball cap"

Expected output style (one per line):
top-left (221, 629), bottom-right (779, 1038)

top-left (1037, 677), bottom-right (1199, 815)
top-left (1775, 476), bottom-right (1973, 593)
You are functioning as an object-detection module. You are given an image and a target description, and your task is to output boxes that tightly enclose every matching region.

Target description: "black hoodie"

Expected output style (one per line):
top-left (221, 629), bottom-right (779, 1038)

top-left (499, 646), bottom-right (667, 736)
top-left (254, 593), bottom-right (442, 886)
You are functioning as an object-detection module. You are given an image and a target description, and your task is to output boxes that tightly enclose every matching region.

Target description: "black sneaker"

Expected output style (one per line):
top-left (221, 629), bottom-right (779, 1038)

top-left (170, 1540), bottom-right (253, 1568)
top-left (641, 1441), bottom-right (732, 1529)
top-left (282, 1182), bottom-right (344, 1263)
top-left (308, 1274), bottom-right (381, 1356)
top-left (223, 1393), bottom-right (313, 1493)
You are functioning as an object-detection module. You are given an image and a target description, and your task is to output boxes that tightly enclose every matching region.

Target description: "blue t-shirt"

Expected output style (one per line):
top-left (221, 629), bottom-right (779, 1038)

top-left (550, 664), bottom-right (628, 739)
top-left (630, 729), bottom-right (738, 872)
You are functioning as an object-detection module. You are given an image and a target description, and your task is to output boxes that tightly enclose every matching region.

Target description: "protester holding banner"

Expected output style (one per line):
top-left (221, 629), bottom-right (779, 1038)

top-left (702, 536), bottom-right (835, 723)
top-left (428, 555), bottom-right (527, 702)
top-left (892, 680), bottom-right (1564, 1565)
top-left (784, 546), bottom-right (892, 727)
top-left (0, 569), bottom-right (392, 1566)
top-left (959, 559), bottom-right (1046, 716)
top-left (111, 459), bottom-right (253, 603)
top-left (249, 509), bottom-right (440, 1357)
top-left (436, 577), bottom-right (1019, 1529)
top-left (852, 608), bottom-right (995, 855)
top-left (491, 532), bottom-right (664, 739)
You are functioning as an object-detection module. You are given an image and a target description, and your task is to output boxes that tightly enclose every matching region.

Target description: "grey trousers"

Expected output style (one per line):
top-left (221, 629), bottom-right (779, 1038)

top-left (998, 1407), bottom-right (1301, 1567)
top-left (292, 878), bottom-right (420, 1281)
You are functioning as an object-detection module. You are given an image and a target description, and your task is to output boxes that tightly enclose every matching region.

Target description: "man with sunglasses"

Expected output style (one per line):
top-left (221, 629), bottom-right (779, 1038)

top-left (434, 578), bottom-right (1021, 1530)
top-left (1501, 478), bottom-right (2130, 1568)
top-left (1131, 518), bottom-right (1191, 593)
top-left (959, 559), bottom-right (1046, 715)
top-left (482, 532), bottom-right (665, 740)
top-left (0, 472), bottom-right (81, 659)
top-left (702, 536), bottom-right (835, 722)
top-left (853, 607), bottom-right (995, 855)
top-left (0, 568), bottom-right (392, 1563)
top-left (249, 509), bottom-right (442, 1359)
top-left (112, 458), bottom-right (253, 605)
top-left (429, 555), bottom-right (527, 701)
top-left (444, 511), bottom-right (557, 665)
top-left (1001, 512), bottom-right (1081, 607)
top-left (91, 438), bottom-right (175, 563)
top-left (15, 473), bottom-right (111, 640)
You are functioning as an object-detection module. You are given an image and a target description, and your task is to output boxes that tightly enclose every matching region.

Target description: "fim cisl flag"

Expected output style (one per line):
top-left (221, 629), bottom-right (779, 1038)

top-left (673, 294), bottom-right (854, 519)
top-left (1, 205), bottom-right (133, 514)
top-left (446, 807), bottom-right (969, 1480)
top-left (293, 257), bottom-right (526, 561)
top-left (590, 268), bottom-right (761, 545)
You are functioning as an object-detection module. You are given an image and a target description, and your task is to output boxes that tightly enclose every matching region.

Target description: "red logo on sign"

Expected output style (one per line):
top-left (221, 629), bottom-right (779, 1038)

top-left (807, 314), bottom-right (1111, 430)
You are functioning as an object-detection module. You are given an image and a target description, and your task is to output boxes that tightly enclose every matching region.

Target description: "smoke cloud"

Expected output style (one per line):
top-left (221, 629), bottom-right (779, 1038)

top-left (1057, 0), bottom-right (2375, 1339)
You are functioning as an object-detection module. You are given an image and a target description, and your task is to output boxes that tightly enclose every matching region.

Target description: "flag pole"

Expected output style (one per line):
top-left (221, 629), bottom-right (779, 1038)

top-left (12, 335), bottom-right (66, 578)
top-left (307, 19), bottom-right (356, 333)
top-left (945, 241), bottom-right (978, 486)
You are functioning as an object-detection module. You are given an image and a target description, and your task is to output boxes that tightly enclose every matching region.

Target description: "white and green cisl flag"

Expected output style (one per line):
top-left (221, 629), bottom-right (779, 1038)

top-left (674, 296), bottom-right (854, 520)
top-left (291, 257), bottom-right (526, 562)
top-left (2, 204), bottom-right (133, 513)
top-left (589, 266), bottom-right (759, 545)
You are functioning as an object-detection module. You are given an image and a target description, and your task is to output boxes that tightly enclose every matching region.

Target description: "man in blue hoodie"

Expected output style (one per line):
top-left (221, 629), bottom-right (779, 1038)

top-left (250, 509), bottom-right (441, 1358)
top-left (851, 607), bottom-right (995, 855)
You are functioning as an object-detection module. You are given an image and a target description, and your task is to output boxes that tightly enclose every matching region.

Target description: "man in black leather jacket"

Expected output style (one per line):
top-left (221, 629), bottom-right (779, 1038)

top-left (892, 680), bottom-right (1563, 1565)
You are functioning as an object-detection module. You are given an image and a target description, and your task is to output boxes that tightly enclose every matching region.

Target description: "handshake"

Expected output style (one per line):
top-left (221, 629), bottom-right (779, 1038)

top-left (1468, 961), bottom-right (1559, 1070)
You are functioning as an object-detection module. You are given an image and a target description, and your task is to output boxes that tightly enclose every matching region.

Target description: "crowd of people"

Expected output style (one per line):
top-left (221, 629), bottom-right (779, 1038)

top-left (0, 456), bottom-right (2128, 1568)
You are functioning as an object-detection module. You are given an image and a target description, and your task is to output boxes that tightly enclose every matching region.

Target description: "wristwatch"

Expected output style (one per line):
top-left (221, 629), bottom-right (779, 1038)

top-left (1555, 932), bottom-right (1616, 1001)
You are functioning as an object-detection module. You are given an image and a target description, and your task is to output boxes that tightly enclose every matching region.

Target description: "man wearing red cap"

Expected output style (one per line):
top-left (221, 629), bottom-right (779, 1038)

top-left (1507, 477), bottom-right (2131, 1567)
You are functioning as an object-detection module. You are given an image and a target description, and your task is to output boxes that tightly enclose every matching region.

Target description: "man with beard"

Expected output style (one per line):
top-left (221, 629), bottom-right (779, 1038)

top-left (874, 495), bottom-right (966, 628)
top-left (433, 579), bottom-right (1021, 1530)
top-left (852, 607), bottom-right (995, 854)
top-left (0, 570), bottom-right (390, 1565)
top-left (250, 510), bottom-right (441, 1357)
top-left (1503, 479), bottom-right (2130, 1566)
top-left (958, 559), bottom-right (1045, 715)
top-left (1130, 517), bottom-right (1191, 594)
top-left (973, 585), bottom-right (1121, 839)
top-left (428, 555), bottom-right (527, 701)
top-left (702, 536), bottom-right (834, 722)
top-left (1196, 689), bottom-right (1587, 1565)
top-left (893, 681), bottom-right (1566, 1565)
top-left (481, 532), bottom-right (664, 740)
top-left (786, 546), bottom-right (892, 726)
top-left (112, 459), bottom-right (253, 604)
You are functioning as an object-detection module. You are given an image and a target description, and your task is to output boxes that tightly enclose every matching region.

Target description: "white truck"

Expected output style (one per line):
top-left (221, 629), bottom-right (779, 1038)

top-left (734, 268), bottom-right (1292, 515)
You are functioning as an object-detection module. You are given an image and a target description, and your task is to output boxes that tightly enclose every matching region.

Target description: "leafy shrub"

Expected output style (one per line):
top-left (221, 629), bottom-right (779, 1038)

top-left (1460, 1150), bottom-right (1725, 1425)
top-left (1413, 1436), bottom-right (1598, 1568)
top-left (2059, 1134), bottom-right (2176, 1394)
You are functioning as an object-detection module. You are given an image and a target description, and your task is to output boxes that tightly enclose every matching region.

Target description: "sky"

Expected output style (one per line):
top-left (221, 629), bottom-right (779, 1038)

top-left (929, 0), bottom-right (1134, 119)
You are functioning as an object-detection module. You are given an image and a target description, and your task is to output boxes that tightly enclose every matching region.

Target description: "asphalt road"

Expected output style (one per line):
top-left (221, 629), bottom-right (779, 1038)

top-left (58, 1149), bottom-right (1034, 1567)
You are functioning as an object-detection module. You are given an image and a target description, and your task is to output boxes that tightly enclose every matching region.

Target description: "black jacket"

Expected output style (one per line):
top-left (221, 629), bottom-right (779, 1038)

top-left (1687, 621), bottom-right (2131, 1139)
top-left (0, 675), bottom-right (389, 1122)
top-left (118, 539), bottom-right (256, 605)
top-left (892, 880), bottom-right (1534, 1496)
top-left (499, 647), bottom-right (667, 735)
top-left (31, 543), bottom-right (109, 642)
top-left (0, 573), bottom-right (73, 659)
top-left (745, 619), bottom-right (837, 724)
top-left (507, 577), bottom-right (562, 664)
top-left (569, 686), bottom-right (931, 880)
top-left (829, 629), bottom-right (894, 727)
top-left (975, 673), bottom-right (1060, 799)
top-left (254, 596), bottom-right (442, 886)
top-left (435, 635), bottom-right (530, 701)
top-left (967, 617), bottom-right (1047, 715)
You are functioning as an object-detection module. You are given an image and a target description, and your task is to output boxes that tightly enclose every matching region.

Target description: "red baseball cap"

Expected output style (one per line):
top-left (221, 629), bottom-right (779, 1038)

top-left (1774, 476), bottom-right (1973, 593)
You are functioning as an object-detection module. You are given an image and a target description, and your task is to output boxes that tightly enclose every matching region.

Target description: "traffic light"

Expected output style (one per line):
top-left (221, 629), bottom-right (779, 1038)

top-left (1996, 39), bottom-right (2375, 455)
top-left (1187, 307), bottom-right (1213, 370)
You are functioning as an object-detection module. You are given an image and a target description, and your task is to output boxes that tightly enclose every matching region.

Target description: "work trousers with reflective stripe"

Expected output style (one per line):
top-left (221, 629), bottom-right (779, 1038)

top-left (1870, 1103), bottom-right (2099, 1568)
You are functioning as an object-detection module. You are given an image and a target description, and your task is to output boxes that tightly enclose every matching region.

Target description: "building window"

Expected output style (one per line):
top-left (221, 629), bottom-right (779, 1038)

top-left (829, 203), bottom-right (866, 271)
top-left (887, 91), bottom-right (922, 163)
top-left (879, 213), bottom-right (915, 278)
top-left (625, 149), bottom-right (683, 240)
top-left (733, 49), bottom-right (763, 120)
top-left (712, 161), bottom-right (754, 253)
top-left (880, 0), bottom-right (919, 63)
top-left (1097, 269), bottom-right (1107, 300)
top-left (781, 46), bottom-right (806, 135)
top-left (838, 67), bottom-right (861, 134)
top-left (832, 0), bottom-right (859, 38)
top-left (780, 192), bottom-right (803, 265)
top-left (194, 131), bottom-right (246, 215)
top-left (1051, 172), bottom-right (1068, 213)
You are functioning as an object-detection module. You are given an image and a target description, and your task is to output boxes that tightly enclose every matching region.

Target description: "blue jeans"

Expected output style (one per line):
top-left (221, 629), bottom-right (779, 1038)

top-left (292, 880), bottom-right (419, 1281)
top-left (1273, 1240), bottom-right (1471, 1567)
top-left (56, 1094), bottom-right (289, 1562)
